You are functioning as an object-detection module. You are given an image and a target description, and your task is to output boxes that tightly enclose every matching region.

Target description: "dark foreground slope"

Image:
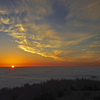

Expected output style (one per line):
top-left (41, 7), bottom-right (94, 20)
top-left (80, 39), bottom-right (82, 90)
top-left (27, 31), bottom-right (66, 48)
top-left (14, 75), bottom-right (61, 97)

top-left (0, 78), bottom-right (100, 100)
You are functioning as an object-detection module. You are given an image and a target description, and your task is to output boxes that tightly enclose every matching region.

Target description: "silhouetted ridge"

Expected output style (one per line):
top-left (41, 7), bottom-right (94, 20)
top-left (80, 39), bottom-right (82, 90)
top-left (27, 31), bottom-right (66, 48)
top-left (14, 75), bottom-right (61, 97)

top-left (0, 78), bottom-right (100, 100)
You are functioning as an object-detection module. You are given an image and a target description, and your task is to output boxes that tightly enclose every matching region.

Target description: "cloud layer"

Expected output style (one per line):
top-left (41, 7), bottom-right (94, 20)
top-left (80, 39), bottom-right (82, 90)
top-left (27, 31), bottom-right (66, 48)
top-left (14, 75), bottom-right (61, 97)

top-left (0, 0), bottom-right (100, 64)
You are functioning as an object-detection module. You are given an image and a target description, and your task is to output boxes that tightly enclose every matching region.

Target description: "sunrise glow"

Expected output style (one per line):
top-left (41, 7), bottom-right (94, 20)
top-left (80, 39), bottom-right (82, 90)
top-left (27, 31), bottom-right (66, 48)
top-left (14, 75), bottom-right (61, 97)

top-left (12, 66), bottom-right (15, 68)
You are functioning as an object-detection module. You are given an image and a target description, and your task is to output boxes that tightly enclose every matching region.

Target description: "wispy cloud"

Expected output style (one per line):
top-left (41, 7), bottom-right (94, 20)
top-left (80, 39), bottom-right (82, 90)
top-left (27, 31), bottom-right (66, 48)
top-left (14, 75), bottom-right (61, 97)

top-left (61, 0), bottom-right (100, 20)
top-left (0, 0), bottom-right (100, 64)
top-left (5, 22), bottom-right (96, 61)
top-left (89, 41), bottom-right (100, 47)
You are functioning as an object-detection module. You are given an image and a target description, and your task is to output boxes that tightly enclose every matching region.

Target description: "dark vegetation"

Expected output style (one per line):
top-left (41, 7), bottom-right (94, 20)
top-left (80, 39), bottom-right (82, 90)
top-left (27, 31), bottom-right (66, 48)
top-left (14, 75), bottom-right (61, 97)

top-left (0, 78), bottom-right (100, 100)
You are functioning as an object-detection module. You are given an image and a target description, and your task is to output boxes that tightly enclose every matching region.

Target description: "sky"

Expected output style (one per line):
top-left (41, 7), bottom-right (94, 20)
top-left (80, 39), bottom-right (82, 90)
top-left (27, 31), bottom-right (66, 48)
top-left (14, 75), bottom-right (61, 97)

top-left (0, 0), bottom-right (100, 67)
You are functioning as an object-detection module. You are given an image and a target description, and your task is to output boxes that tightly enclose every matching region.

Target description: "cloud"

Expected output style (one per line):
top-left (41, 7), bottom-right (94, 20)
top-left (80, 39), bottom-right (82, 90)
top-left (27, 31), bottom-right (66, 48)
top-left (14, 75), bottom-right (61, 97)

top-left (0, 10), bottom-right (6, 14)
top-left (96, 37), bottom-right (100, 39)
top-left (89, 41), bottom-right (100, 47)
top-left (61, 0), bottom-right (100, 20)
top-left (58, 0), bottom-right (100, 34)
top-left (1, 17), bottom-right (10, 24)
top-left (0, 25), bottom-right (4, 31)
top-left (89, 45), bottom-right (100, 47)
top-left (5, 21), bottom-right (96, 61)
top-left (81, 51), bottom-right (100, 61)
top-left (0, 0), bottom-right (100, 63)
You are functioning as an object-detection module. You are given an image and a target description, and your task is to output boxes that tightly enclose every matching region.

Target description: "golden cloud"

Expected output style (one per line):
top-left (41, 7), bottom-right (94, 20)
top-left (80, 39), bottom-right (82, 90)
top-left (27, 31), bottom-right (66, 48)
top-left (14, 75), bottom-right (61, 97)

top-left (1, 17), bottom-right (10, 24)
top-left (0, 0), bottom-right (99, 63)
top-left (0, 10), bottom-right (6, 14)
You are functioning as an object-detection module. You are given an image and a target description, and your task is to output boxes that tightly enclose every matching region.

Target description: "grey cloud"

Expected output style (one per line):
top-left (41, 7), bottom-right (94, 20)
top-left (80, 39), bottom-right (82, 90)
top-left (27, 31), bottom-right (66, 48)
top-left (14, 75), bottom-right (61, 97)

top-left (63, 0), bottom-right (100, 20)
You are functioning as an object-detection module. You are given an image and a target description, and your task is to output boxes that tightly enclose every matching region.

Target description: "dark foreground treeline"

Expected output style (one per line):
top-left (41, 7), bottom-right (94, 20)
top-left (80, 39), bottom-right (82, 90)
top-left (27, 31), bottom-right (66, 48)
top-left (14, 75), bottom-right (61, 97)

top-left (0, 78), bottom-right (100, 100)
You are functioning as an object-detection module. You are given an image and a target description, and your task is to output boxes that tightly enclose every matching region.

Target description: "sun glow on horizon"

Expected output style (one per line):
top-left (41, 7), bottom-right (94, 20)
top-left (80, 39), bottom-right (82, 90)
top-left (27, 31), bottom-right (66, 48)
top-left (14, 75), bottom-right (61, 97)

top-left (11, 65), bottom-right (15, 68)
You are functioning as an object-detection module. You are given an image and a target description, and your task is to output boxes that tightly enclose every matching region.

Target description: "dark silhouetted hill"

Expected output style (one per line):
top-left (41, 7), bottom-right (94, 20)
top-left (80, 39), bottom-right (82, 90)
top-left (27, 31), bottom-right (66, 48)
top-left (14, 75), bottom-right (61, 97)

top-left (0, 78), bottom-right (100, 100)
